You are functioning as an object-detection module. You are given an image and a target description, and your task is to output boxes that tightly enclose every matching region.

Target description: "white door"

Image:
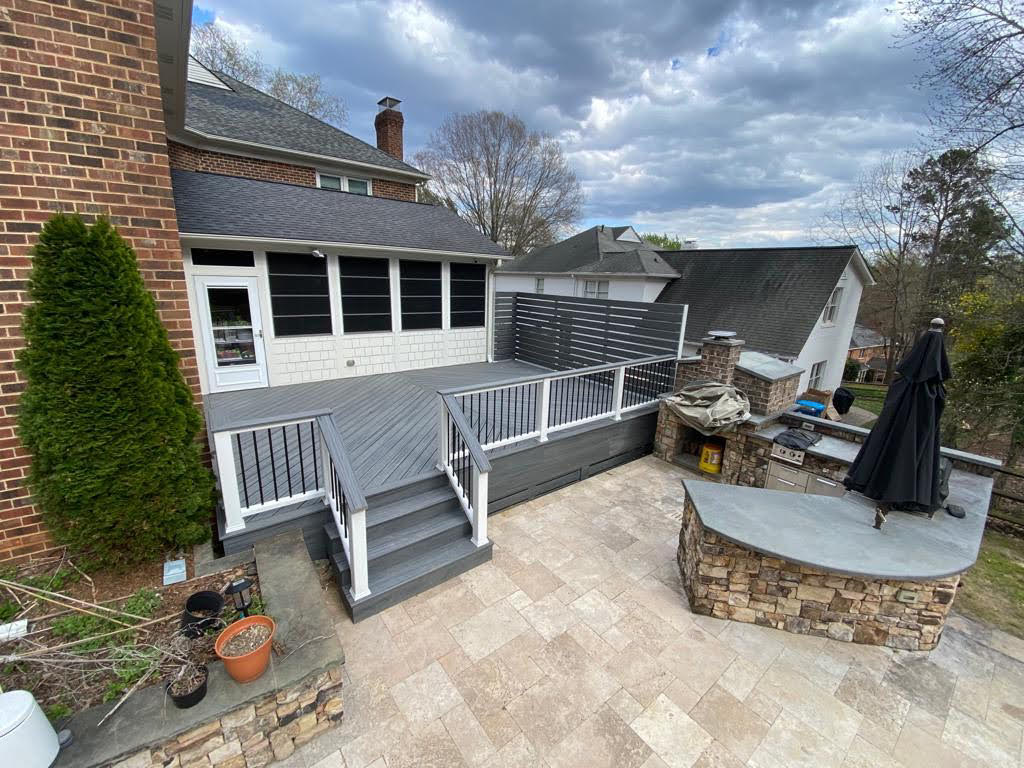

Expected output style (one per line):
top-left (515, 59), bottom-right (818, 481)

top-left (196, 276), bottom-right (268, 392)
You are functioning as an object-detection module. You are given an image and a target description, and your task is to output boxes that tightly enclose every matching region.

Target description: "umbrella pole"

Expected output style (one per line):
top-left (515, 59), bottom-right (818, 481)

top-left (873, 503), bottom-right (890, 530)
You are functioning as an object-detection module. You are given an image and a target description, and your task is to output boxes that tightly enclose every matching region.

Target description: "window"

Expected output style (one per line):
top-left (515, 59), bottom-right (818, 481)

top-left (318, 173), bottom-right (371, 195)
top-left (190, 248), bottom-right (255, 267)
top-left (318, 174), bottom-right (343, 191)
top-left (399, 260), bottom-right (441, 330)
top-left (266, 252), bottom-right (332, 336)
top-left (535, 278), bottom-right (544, 294)
top-left (339, 256), bottom-right (391, 333)
top-left (583, 280), bottom-right (609, 299)
top-left (450, 263), bottom-right (486, 328)
top-left (809, 360), bottom-right (827, 390)
top-left (822, 287), bottom-right (843, 324)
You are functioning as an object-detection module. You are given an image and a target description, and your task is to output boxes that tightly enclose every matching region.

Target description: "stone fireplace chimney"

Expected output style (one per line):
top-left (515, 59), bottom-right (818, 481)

top-left (697, 330), bottom-right (744, 386)
top-left (374, 96), bottom-right (404, 161)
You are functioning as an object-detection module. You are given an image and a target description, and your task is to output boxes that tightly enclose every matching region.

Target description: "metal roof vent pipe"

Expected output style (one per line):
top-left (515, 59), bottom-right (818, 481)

top-left (375, 96), bottom-right (404, 161)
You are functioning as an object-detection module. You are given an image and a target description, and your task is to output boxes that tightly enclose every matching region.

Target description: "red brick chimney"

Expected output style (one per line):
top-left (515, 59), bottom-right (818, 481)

top-left (374, 96), bottom-right (404, 161)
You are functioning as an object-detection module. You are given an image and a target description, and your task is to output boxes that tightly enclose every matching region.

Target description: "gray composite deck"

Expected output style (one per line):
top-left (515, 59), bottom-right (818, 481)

top-left (205, 359), bottom-right (608, 495)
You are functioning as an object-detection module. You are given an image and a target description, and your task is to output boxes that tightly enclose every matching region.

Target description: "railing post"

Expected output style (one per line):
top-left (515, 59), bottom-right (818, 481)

top-left (320, 430), bottom-right (333, 507)
top-left (471, 464), bottom-right (488, 547)
top-left (213, 431), bottom-right (246, 533)
top-left (349, 506), bottom-right (370, 599)
top-left (536, 378), bottom-right (551, 442)
top-left (437, 399), bottom-right (449, 471)
top-left (612, 365), bottom-right (626, 420)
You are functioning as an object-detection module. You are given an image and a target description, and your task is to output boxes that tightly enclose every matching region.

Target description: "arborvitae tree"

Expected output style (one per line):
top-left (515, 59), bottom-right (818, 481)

top-left (18, 215), bottom-right (214, 564)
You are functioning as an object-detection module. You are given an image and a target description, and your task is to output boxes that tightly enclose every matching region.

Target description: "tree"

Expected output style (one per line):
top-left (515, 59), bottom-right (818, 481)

top-left (899, 1), bottom-right (1024, 179)
top-left (642, 233), bottom-right (683, 249)
top-left (190, 22), bottom-right (347, 127)
top-left (414, 111), bottom-right (584, 257)
top-left (818, 153), bottom-right (929, 382)
top-left (17, 215), bottom-right (214, 564)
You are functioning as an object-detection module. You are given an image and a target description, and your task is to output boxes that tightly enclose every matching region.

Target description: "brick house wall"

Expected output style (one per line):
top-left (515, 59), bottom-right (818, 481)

top-left (167, 140), bottom-right (316, 186)
top-left (167, 141), bottom-right (418, 201)
top-left (0, 0), bottom-right (200, 564)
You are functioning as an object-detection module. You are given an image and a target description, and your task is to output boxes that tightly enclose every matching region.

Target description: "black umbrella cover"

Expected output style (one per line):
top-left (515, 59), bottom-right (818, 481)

top-left (843, 325), bottom-right (951, 510)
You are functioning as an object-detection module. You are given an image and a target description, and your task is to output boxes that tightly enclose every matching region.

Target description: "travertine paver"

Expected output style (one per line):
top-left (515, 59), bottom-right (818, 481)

top-left (287, 455), bottom-right (1024, 768)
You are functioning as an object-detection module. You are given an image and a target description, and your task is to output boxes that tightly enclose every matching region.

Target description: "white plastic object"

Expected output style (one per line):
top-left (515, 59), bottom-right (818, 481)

top-left (0, 690), bottom-right (60, 767)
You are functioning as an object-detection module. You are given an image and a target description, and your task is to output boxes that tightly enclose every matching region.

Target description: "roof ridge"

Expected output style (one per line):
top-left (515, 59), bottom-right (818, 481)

top-left (657, 244), bottom-right (857, 254)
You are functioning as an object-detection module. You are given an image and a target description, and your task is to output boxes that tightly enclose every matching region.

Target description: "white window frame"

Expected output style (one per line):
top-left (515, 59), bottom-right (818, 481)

top-left (822, 287), bottom-right (843, 325)
top-left (535, 277), bottom-right (544, 294)
top-left (316, 171), bottom-right (373, 196)
top-left (583, 279), bottom-right (609, 299)
top-left (809, 360), bottom-right (827, 390)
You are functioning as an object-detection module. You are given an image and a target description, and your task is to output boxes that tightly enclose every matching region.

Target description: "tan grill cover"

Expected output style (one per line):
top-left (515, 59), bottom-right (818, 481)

top-left (664, 382), bottom-right (751, 436)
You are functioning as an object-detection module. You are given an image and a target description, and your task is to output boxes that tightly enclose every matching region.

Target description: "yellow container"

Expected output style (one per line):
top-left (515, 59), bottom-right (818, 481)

top-left (698, 442), bottom-right (723, 474)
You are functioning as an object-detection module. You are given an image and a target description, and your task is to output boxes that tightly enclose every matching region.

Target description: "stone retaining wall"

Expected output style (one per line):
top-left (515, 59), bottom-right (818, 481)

top-left (110, 664), bottom-right (344, 768)
top-left (678, 497), bottom-right (960, 651)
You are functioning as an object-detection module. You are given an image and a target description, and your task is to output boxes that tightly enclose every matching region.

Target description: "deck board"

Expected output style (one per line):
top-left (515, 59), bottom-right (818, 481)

top-left (206, 360), bottom-right (552, 494)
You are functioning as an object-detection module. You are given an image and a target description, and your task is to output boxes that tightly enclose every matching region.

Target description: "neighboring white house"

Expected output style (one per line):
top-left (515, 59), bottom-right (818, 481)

top-left (498, 227), bottom-right (874, 394)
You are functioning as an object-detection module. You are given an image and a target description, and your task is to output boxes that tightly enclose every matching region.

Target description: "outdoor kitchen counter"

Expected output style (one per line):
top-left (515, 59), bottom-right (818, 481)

top-left (750, 423), bottom-right (863, 465)
top-left (682, 470), bottom-right (992, 580)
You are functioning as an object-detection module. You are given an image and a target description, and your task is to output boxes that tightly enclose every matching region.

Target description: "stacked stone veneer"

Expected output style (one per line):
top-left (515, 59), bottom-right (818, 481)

top-left (678, 497), bottom-right (959, 651)
top-left (107, 664), bottom-right (344, 768)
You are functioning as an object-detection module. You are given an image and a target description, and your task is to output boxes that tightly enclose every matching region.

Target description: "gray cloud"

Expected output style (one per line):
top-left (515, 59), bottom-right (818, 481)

top-left (196, 0), bottom-right (930, 245)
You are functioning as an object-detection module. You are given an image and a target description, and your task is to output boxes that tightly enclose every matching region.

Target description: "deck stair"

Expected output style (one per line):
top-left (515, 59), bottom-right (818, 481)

top-left (326, 472), bottom-right (492, 621)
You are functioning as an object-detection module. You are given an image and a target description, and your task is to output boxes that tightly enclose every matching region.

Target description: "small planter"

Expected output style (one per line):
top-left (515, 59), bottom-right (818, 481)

top-left (215, 615), bottom-right (275, 683)
top-left (166, 665), bottom-right (208, 709)
top-left (181, 590), bottom-right (225, 638)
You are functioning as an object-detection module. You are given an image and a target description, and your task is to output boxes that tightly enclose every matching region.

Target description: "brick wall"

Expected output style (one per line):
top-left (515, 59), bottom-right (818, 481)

top-left (733, 370), bottom-right (800, 416)
top-left (167, 141), bottom-right (316, 186)
top-left (371, 177), bottom-right (416, 201)
top-left (0, 0), bottom-right (199, 564)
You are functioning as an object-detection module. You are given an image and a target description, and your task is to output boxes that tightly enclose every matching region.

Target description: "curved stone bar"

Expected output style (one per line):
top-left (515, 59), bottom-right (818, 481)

top-left (678, 473), bottom-right (993, 651)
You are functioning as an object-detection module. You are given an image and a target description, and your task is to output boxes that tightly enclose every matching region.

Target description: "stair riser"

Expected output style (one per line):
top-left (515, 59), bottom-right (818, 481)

top-left (368, 496), bottom-right (462, 539)
top-left (365, 472), bottom-right (449, 509)
top-left (348, 544), bottom-right (492, 622)
top-left (369, 518), bottom-right (472, 573)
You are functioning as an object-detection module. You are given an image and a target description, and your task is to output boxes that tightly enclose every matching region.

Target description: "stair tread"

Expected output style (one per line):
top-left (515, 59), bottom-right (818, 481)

top-left (367, 485), bottom-right (458, 528)
top-left (326, 503), bottom-right (467, 560)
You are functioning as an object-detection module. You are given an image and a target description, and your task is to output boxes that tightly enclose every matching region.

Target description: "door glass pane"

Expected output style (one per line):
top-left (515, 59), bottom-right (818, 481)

top-left (208, 287), bottom-right (257, 367)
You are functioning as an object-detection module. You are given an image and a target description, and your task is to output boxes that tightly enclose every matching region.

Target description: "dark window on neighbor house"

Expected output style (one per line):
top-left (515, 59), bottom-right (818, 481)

top-left (339, 256), bottom-right (391, 333)
top-left (266, 252), bottom-right (332, 336)
top-left (450, 263), bottom-right (486, 328)
top-left (399, 260), bottom-right (441, 330)
top-left (190, 248), bottom-right (255, 267)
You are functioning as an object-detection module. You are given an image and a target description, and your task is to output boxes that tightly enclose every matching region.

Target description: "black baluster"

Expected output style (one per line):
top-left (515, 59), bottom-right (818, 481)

top-left (236, 433), bottom-right (250, 509)
top-left (296, 423), bottom-right (306, 493)
top-left (251, 431), bottom-right (265, 506)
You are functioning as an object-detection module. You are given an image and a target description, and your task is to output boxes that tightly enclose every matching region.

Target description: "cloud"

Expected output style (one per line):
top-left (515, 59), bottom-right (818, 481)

top-left (192, 0), bottom-right (931, 246)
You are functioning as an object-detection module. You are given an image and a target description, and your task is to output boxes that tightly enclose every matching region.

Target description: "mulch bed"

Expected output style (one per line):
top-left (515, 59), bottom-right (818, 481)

top-left (0, 555), bottom-right (260, 721)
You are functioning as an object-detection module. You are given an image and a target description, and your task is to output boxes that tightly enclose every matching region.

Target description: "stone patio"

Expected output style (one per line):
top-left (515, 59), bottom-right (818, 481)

top-left (284, 456), bottom-right (1024, 768)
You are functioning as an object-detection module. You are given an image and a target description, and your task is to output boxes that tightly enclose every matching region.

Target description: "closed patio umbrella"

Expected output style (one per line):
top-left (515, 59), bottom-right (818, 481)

top-left (843, 318), bottom-right (952, 529)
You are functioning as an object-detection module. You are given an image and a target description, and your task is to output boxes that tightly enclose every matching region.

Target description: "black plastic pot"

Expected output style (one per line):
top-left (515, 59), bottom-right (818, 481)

top-left (180, 590), bottom-right (224, 638)
top-left (166, 665), bottom-right (208, 709)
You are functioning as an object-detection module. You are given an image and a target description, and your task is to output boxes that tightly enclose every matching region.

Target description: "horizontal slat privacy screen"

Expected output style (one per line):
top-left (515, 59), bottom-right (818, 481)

top-left (495, 292), bottom-right (687, 370)
top-left (450, 263), bottom-right (486, 328)
top-left (339, 256), bottom-right (392, 333)
top-left (399, 260), bottom-right (442, 330)
top-left (267, 252), bottom-right (332, 336)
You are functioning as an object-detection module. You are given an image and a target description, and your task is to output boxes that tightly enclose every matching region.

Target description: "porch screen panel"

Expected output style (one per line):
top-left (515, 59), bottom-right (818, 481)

top-left (399, 260), bottom-right (442, 330)
top-left (267, 252), bottom-right (332, 336)
top-left (450, 263), bottom-right (486, 328)
top-left (339, 256), bottom-right (391, 332)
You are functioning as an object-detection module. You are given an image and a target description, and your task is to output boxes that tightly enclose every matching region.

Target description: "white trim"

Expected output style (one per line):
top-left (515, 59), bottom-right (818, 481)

top-left (174, 127), bottom-right (430, 181)
top-left (180, 233), bottom-right (505, 261)
top-left (194, 274), bottom-right (269, 392)
top-left (240, 489), bottom-right (324, 517)
top-left (316, 170), bottom-right (373, 196)
top-left (441, 261), bottom-right (451, 330)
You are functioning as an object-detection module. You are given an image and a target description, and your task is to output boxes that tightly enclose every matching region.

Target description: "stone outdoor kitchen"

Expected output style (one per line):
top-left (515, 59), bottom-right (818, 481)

top-left (655, 332), bottom-right (997, 652)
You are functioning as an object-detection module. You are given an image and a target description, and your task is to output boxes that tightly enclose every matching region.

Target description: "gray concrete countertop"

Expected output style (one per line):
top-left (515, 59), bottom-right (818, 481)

top-left (751, 422), bottom-right (863, 465)
top-left (682, 469), bottom-right (992, 580)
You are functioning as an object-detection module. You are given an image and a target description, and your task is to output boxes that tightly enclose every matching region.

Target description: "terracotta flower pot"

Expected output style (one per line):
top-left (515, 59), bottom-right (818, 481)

top-left (215, 615), bottom-right (276, 683)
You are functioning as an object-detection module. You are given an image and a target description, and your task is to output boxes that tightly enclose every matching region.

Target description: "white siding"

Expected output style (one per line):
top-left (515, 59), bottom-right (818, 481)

top-left (495, 273), bottom-right (670, 302)
top-left (794, 264), bottom-right (864, 393)
top-left (495, 273), bottom-right (574, 295)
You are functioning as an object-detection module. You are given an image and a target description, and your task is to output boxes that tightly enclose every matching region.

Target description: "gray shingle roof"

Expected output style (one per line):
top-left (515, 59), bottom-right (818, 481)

top-left (184, 73), bottom-right (426, 178)
top-left (656, 246), bottom-right (858, 358)
top-left (499, 225), bottom-right (679, 277)
top-left (849, 324), bottom-right (887, 349)
top-left (171, 170), bottom-right (507, 256)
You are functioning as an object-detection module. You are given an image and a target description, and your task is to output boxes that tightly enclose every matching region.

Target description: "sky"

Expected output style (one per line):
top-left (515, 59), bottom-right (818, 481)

top-left (191, 0), bottom-right (932, 247)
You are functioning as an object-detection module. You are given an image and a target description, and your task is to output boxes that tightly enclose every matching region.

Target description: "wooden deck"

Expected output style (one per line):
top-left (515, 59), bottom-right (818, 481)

top-left (206, 359), bottom-right (564, 493)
